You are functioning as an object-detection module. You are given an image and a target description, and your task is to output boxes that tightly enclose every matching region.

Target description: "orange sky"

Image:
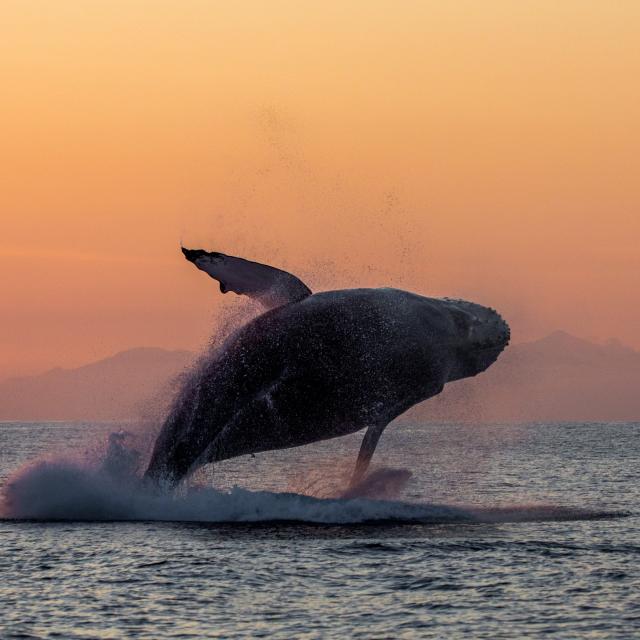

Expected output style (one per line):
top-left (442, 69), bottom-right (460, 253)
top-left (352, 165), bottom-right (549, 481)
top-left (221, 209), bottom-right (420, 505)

top-left (1, 1), bottom-right (639, 379)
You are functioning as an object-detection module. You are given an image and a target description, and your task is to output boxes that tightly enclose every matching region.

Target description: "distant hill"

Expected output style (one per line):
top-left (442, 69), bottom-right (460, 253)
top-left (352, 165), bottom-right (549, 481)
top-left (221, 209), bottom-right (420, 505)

top-left (1, 333), bottom-right (639, 422)
top-left (0, 348), bottom-right (194, 421)
top-left (417, 331), bottom-right (640, 422)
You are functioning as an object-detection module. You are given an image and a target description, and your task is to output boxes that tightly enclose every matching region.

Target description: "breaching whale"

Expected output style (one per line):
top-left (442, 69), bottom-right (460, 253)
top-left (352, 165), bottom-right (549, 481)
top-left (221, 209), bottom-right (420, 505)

top-left (145, 248), bottom-right (510, 488)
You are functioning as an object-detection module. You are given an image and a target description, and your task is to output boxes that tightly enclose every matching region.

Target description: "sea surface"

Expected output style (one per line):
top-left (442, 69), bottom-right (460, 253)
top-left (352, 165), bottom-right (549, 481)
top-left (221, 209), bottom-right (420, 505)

top-left (0, 421), bottom-right (638, 639)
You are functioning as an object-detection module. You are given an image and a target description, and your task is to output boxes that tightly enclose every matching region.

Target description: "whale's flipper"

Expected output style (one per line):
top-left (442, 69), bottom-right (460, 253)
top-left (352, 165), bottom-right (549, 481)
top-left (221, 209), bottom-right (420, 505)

top-left (182, 247), bottom-right (311, 309)
top-left (349, 423), bottom-right (388, 487)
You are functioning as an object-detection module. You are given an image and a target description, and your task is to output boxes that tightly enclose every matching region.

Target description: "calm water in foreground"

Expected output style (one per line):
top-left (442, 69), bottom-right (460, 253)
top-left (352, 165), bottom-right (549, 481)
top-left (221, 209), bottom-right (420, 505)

top-left (0, 421), bottom-right (638, 638)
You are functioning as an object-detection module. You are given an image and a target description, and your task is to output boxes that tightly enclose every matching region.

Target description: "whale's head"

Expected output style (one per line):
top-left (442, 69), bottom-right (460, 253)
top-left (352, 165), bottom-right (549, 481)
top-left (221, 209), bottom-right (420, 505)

top-left (443, 299), bottom-right (510, 381)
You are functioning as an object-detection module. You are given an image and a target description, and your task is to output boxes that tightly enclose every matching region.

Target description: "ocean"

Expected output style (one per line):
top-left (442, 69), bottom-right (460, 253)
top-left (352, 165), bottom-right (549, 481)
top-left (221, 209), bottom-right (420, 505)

top-left (0, 421), bottom-right (638, 638)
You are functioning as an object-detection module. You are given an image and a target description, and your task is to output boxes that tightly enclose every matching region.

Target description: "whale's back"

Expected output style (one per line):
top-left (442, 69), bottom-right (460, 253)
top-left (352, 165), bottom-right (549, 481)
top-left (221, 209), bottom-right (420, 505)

top-left (242, 287), bottom-right (509, 393)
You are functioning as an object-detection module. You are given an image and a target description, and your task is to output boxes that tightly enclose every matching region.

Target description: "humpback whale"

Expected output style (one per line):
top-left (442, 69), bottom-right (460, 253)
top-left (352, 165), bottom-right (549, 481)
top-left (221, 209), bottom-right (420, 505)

top-left (145, 248), bottom-right (510, 488)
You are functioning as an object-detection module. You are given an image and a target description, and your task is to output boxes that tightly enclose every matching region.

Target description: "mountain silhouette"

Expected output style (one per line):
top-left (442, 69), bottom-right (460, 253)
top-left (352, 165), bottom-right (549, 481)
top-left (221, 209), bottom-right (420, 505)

top-left (0, 333), bottom-right (638, 422)
top-left (0, 348), bottom-right (194, 421)
top-left (417, 331), bottom-right (640, 422)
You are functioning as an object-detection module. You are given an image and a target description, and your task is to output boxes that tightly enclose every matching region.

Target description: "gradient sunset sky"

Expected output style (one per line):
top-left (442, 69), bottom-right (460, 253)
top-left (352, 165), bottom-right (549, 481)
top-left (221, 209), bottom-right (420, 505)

top-left (2, 1), bottom-right (639, 379)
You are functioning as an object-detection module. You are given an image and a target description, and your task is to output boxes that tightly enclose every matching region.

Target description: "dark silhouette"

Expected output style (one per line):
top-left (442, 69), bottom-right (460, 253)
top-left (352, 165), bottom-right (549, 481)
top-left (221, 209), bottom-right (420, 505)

top-left (144, 249), bottom-right (510, 487)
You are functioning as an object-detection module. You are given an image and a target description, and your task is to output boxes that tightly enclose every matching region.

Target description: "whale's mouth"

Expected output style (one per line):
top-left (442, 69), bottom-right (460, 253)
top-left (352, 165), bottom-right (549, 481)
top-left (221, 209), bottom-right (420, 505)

top-left (471, 318), bottom-right (510, 353)
top-left (442, 299), bottom-right (510, 380)
top-left (469, 312), bottom-right (510, 373)
top-left (445, 300), bottom-right (510, 348)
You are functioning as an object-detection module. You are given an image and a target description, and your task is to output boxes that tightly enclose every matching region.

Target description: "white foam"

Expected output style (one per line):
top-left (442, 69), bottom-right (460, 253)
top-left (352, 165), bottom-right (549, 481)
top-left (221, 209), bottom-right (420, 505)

top-left (1, 458), bottom-right (623, 524)
top-left (0, 458), bottom-right (471, 523)
top-left (0, 431), bottom-right (623, 524)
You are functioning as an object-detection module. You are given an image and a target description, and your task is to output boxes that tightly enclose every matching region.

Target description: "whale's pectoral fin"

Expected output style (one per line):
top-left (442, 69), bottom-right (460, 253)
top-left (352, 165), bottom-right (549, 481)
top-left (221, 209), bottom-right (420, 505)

top-left (181, 247), bottom-right (312, 309)
top-left (349, 423), bottom-right (387, 488)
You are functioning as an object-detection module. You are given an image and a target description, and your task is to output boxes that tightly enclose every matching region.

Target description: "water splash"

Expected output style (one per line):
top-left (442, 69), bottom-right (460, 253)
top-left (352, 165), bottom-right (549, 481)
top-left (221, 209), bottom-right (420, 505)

top-left (284, 452), bottom-right (411, 500)
top-left (0, 431), bottom-right (625, 524)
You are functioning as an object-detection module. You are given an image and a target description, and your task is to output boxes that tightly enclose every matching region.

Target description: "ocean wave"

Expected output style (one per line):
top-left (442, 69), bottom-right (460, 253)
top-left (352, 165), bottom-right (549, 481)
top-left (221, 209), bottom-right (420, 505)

top-left (0, 457), bottom-right (625, 524)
